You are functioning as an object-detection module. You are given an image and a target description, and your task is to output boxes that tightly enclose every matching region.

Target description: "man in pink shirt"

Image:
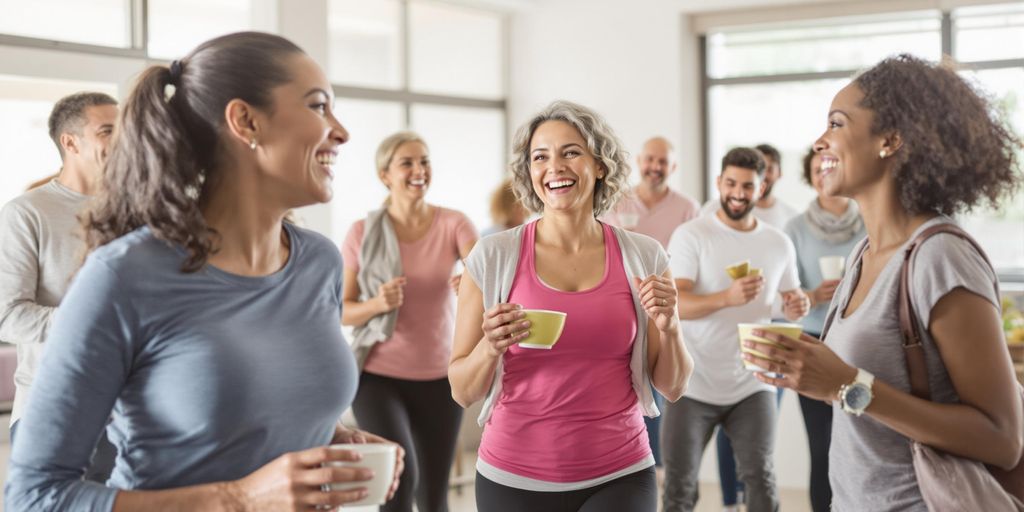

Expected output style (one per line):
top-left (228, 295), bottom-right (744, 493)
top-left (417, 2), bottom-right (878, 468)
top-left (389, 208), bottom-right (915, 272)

top-left (604, 137), bottom-right (700, 248)
top-left (603, 136), bottom-right (699, 475)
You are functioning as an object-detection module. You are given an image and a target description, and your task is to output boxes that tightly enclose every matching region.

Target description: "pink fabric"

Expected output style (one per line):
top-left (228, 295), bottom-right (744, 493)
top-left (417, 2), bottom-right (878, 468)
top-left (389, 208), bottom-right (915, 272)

top-left (605, 188), bottom-right (699, 248)
top-left (342, 207), bottom-right (476, 380)
top-left (478, 220), bottom-right (649, 482)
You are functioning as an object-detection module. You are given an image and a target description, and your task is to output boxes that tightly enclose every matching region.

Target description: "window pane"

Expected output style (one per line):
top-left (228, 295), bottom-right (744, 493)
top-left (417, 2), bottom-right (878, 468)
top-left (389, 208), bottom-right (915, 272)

top-left (148, 0), bottom-right (251, 60)
top-left (707, 79), bottom-right (847, 211)
top-left (410, 104), bottom-right (504, 230)
top-left (708, 12), bottom-right (941, 78)
top-left (0, 75), bottom-right (118, 207)
top-left (409, 1), bottom-right (503, 99)
top-left (0, 0), bottom-right (130, 47)
top-left (330, 99), bottom-right (405, 243)
top-left (328, 0), bottom-right (403, 89)
top-left (954, 4), bottom-right (1024, 62)
top-left (958, 67), bottom-right (1024, 271)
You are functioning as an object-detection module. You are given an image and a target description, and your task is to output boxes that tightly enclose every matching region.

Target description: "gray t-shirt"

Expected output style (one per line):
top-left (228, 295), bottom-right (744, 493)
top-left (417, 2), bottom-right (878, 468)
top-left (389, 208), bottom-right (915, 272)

top-left (0, 180), bottom-right (89, 425)
top-left (824, 216), bottom-right (998, 511)
top-left (4, 224), bottom-right (358, 511)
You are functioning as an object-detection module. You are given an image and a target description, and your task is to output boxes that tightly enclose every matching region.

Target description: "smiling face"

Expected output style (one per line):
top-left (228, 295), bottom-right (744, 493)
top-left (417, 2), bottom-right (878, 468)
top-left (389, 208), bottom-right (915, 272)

top-left (637, 138), bottom-right (676, 190)
top-left (252, 53), bottom-right (349, 207)
top-left (807, 152), bottom-right (830, 198)
top-left (760, 154), bottom-right (781, 199)
top-left (381, 141), bottom-right (431, 201)
top-left (528, 120), bottom-right (604, 215)
top-left (64, 104), bottom-right (118, 183)
top-left (717, 165), bottom-right (762, 221)
top-left (813, 82), bottom-right (889, 198)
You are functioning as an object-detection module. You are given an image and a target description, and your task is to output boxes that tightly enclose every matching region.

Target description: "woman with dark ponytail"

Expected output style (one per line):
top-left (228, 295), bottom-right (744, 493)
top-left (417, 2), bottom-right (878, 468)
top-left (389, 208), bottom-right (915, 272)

top-left (5, 31), bottom-right (403, 511)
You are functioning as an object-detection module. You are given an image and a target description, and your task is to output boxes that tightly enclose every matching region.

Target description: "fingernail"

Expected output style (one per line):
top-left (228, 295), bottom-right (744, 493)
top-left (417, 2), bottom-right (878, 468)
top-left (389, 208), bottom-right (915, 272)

top-left (520, 321), bottom-right (530, 328)
top-left (742, 341), bottom-right (752, 348)
top-left (752, 329), bottom-right (762, 336)
top-left (743, 354), bottom-right (751, 360)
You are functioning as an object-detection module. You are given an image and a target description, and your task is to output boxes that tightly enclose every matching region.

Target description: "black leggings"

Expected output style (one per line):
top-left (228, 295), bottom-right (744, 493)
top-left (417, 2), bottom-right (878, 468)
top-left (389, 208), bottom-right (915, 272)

top-left (799, 394), bottom-right (833, 512)
top-left (475, 466), bottom-right (657, 512)
top-left (352, 372), bottom-right (463, 512)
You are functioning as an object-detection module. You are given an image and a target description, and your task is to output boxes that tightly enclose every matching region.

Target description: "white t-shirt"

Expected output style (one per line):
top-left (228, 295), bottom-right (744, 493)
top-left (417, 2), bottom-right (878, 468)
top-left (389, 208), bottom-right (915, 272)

top-left (667, 213), bottom-right (801, 405)
top-left (699, 198), bottom-right (799, 231)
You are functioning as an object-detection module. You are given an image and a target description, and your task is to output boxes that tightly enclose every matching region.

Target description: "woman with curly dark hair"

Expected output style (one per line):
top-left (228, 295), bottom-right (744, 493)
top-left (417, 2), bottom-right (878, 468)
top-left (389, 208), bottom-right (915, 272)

top-left (5, 32), bottom-right (403, 511)
top-left (742, 54), bottom-right (1023, 511)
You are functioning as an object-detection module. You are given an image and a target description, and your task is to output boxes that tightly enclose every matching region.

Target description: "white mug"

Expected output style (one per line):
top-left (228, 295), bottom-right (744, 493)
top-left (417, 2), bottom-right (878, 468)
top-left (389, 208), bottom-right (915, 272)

top-left (819, 256), bottom-right (846, 281)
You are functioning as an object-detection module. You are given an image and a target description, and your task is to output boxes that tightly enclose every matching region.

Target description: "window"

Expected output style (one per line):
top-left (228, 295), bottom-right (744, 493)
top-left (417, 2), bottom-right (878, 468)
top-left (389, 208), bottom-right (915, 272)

top-left (704, 6), bottom-right (1024, 271)
top-left (707, 13), bottom-right (941, 78)
top-left (410, 104), bottom-right (505, 231)
top-left (0, 75), bottom-right (118, 207)
top-left (328, 0), bottom-right (507, 244)
top-left (0, 0), bottom-right (132, 48)
top-left (147, 0), bottom-right (252, 60)
top-left (408, 1), bottom-right (504, 99)
top-left (328, 0), bottom-right (403, 89)
top-left (707, 79), bottom-right (847, 210)
top-left (330, 99), bottom-right (405, 243)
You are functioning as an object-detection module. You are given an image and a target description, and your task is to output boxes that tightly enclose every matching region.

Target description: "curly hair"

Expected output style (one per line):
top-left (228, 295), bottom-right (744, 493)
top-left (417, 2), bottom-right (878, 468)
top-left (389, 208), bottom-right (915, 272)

top-left (854, 54), bottom-right (1021, 215)
top-left (508, 100), bottom-right (630, 217)
top-left (84, 32), bottom-right (303, 272)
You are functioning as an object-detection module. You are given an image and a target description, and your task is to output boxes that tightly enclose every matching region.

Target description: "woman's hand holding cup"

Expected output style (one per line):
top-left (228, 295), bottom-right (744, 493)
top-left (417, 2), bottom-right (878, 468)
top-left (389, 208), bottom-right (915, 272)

top-left (227, 445), bottom-right (373, 511)
top-left (481, 303), bottom-right (530, 357)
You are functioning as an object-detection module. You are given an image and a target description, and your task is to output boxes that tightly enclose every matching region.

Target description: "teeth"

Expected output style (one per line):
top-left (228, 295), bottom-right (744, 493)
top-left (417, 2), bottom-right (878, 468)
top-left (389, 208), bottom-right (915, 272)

top-left (409, 179), bottom-right (426, 186)
top-left (548, 179), bottom-right (575, 189)
top-left (316, 153), bottom-right (336, 166)
top-left (821, 159), bottom-right (837, 171)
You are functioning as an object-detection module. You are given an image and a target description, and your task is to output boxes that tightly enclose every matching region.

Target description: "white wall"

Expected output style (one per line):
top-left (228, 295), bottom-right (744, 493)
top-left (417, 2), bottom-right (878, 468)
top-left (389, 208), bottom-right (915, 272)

top-left (507, 0), bottom-right (703, 200)
top-left (507, 0), bottom-right (819, 491)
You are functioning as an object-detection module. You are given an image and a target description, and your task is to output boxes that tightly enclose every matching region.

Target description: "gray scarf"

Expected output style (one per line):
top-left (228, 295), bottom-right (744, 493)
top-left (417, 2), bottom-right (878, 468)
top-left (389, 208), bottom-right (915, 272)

top-left (805, 198), bottom-right (863, 244)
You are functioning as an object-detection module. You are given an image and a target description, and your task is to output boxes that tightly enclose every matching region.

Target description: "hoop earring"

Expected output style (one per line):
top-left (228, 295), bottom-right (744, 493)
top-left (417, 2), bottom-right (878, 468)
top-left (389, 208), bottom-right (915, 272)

top-left (249, 139), bottom-right (258, 151)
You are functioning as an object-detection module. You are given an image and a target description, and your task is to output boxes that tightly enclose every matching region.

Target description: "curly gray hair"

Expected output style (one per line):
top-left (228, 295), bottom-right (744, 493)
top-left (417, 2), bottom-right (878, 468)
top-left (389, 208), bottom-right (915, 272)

top-left (509, 100), bottom-right (630, 217)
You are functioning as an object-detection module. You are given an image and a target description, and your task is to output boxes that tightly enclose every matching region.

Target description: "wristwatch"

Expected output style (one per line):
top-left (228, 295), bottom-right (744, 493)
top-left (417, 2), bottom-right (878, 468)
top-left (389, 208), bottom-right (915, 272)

top-left (838, 368), bottom-right (875, 416)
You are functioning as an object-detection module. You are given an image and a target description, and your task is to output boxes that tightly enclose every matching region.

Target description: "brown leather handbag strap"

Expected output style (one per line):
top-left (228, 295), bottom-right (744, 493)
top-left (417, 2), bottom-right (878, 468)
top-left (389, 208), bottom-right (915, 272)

top-left (898, 223), bottom-right (996, 400)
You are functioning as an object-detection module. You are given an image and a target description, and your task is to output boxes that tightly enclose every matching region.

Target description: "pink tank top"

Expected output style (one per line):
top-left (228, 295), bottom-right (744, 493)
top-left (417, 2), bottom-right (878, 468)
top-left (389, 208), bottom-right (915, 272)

top-left (477, 220), bottom-right (650, 482)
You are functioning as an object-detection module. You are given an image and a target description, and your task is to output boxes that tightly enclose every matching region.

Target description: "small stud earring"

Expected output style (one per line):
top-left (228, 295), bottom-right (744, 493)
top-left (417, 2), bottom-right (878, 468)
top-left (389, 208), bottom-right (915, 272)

top-left (879, 150), bottom-right (887, 158)
top-left (249, 139), bottom-right (257, 151)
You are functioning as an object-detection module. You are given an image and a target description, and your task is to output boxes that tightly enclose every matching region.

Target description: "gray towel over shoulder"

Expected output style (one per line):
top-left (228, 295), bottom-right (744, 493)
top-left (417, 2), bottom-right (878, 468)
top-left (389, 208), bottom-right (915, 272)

top-left (351, 208), bottom-right (402, 369)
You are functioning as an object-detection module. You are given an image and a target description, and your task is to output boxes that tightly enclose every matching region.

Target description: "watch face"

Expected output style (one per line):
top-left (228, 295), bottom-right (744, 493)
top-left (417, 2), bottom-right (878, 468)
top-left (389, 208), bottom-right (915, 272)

top-left (846, 384), bottom-right (871, 410)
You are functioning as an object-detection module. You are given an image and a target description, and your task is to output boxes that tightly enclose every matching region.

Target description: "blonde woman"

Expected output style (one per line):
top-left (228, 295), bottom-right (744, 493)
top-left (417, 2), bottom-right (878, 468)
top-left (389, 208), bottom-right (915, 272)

top-left (449, 101), bottom-right (693, 511)
top-left (341, 131), bottom-right (477, 512)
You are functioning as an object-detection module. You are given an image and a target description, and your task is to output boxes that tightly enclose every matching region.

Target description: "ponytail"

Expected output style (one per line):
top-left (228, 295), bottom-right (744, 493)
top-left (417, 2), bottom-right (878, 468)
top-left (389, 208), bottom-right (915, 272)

top-left (83, 32), bottom-right (304, 272)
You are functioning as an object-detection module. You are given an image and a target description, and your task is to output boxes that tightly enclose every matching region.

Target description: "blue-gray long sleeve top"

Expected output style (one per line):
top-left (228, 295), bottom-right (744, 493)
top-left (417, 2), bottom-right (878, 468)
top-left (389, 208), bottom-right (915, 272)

top-left (4, 224), bottom-right (357, 511)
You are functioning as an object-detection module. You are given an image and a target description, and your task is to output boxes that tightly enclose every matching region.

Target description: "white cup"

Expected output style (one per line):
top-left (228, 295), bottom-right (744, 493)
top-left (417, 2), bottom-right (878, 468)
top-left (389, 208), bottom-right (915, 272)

top-left (325, 443), bottom-right (397, 506)
top-left (618, 212), bottom-right (639, 229)
top-left (819, 256), bottom-right (846, 281)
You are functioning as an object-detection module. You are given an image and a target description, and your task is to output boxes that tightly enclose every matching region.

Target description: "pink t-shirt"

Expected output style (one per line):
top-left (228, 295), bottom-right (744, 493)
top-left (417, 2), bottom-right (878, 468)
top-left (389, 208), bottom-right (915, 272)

top-left (605, 188), bottom-right (699, 248)
top-left (342, 207), bottom-right (477, 380)
top-left (477, 220), bottom-right (650, 482)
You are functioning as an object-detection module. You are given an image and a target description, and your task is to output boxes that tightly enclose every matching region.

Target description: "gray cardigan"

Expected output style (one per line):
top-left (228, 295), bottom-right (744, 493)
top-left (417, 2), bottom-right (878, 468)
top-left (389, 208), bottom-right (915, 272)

top-left (463, 222), bottom-right (670, 427)
top-left (350, 208), bottom-right (402, 369)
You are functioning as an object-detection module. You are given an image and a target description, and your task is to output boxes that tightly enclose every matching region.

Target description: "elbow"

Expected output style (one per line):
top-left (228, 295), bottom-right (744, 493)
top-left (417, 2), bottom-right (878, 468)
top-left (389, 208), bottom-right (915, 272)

top-left (995, 431), bottom-right (1023, 471)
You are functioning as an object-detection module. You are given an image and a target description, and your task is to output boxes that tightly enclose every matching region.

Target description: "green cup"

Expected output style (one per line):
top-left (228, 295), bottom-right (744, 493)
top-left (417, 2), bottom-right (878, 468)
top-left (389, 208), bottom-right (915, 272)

top-left (737, 323), bottom-right (803, 371)
top-left (518, 310), bottom-right (567, 350)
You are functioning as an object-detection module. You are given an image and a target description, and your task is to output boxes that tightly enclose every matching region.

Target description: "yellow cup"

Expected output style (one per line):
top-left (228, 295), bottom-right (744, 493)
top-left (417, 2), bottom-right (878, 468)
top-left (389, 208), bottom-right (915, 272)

top-left (747, 268), bottom-right (762, 278)
top-left (518, 310), bottom-right (568, 350)
top-left (725, 260), bottom-right (750, 280)
top-left (737, 323), bottom-right (803, 371)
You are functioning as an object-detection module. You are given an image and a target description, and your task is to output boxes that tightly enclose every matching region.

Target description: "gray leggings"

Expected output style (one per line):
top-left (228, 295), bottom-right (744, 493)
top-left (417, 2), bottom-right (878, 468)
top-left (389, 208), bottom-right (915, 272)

top-left (475, 466), bottom-right (657, 512)
top-left (661, 391), bottom-right (779, 512)
top-left (352, 372), bottom-right (463, 512)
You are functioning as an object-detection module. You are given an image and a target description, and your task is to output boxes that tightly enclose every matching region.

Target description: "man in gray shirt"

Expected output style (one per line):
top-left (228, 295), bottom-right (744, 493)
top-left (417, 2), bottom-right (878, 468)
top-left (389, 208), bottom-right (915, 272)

top-left (0, 91), bottom-right (119, 482)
